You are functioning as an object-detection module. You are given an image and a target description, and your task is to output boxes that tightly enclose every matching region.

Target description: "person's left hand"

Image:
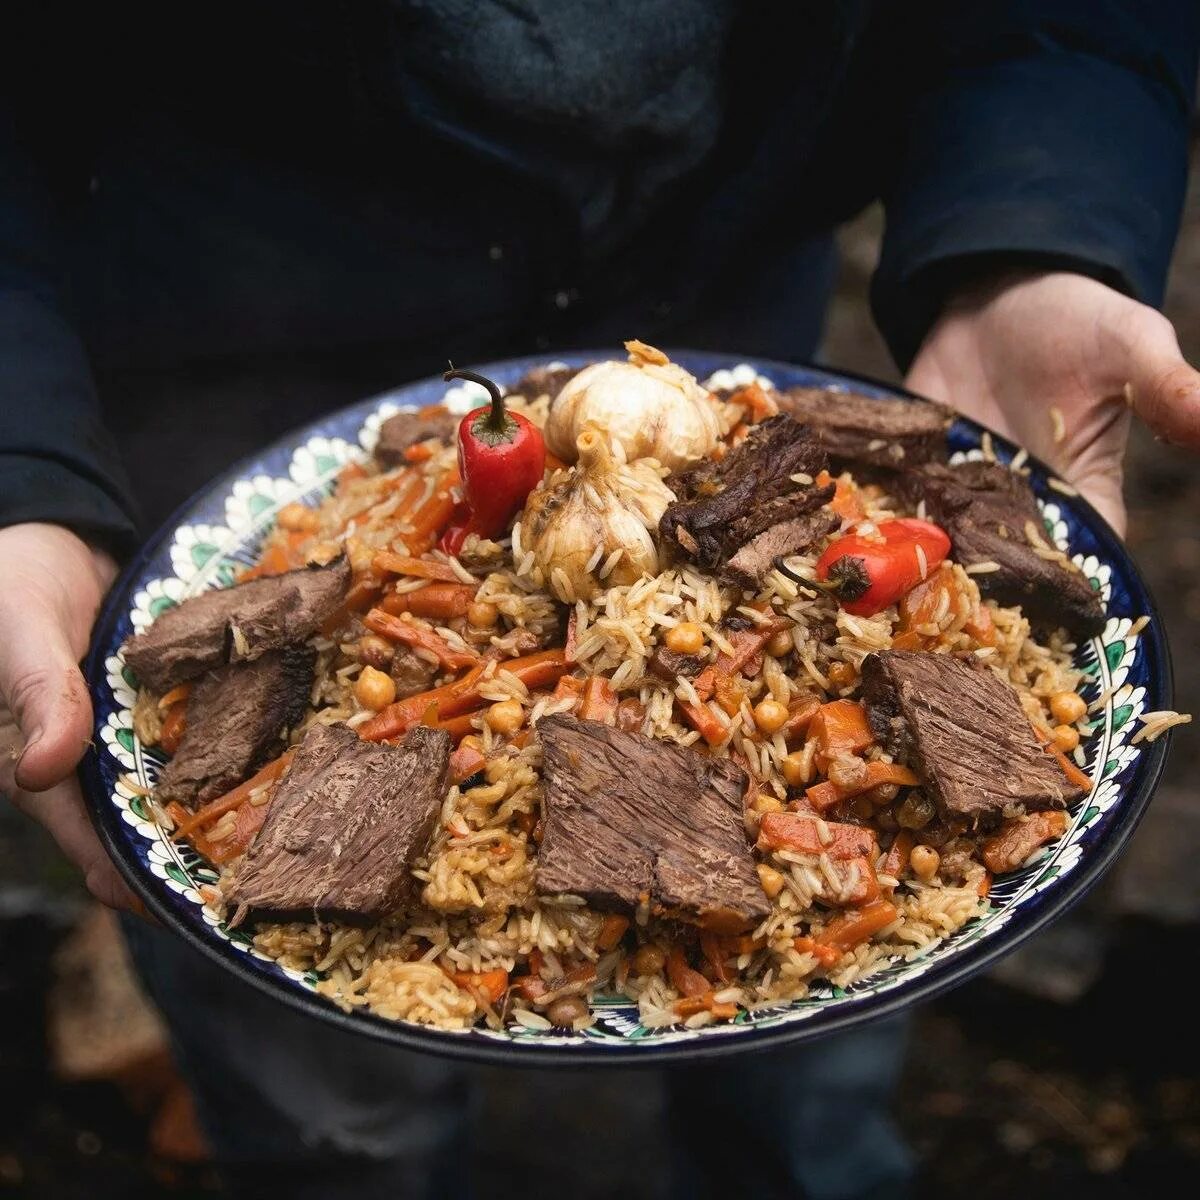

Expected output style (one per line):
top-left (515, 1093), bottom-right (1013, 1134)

top-left (906, 271), bottom-right (1200, 537)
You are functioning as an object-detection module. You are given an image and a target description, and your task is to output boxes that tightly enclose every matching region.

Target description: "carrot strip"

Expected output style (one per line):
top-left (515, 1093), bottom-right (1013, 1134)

top-left (372, 552), bottom-right (461, 582)
top-left (810, 699), bottom-right (875, 768)
top-left (716, 622), bottom-right (788, 676)
top-left (360, 650), bottom-right (566, 742)
top-left (171, 751), bottom-right (295, 840)
top-left (792, 936), bottom-right (842, 968)
top-left (158, 684), bottom-right (192, 711)
top-left (596, 915), bottom-right (630, 951)
top-left (1051, 747), bottom-right (1092, 792)
top-left (882, 830), bottom-right (915, 881)
top-left (806, 760), bottom-right (920, 812)
top-left (816, 469), bottom-right (865, 522)
top-left (380, 582), bottom-right (477, 622)
top-left (756, 810), bottom-right (878, 862)
top-left (159, 702), bottom-right (188, 756)
top-left (321, 571), bottom-right (385, 635)
top-left (449, 739), bottom-right (486, 783)
top-left (578, 676), bottom-right (617, 724)
top-left (678, 699), bottom-right (727, 746)
top-left (818, 900), bottom-right (899, 951)
top-left (404, 466), bottom-right (460, 554)
top-left (666, 947), bottom-right (710, 999)
top-left (451, 969), bottom-right (508, 1006)
top-left (364, 608), bottom-right (479, 671)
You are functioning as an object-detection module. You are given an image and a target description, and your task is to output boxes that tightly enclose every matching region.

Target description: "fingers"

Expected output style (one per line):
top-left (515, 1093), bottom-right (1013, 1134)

top-left (8, 776), bottom-right (145, 914)
top-left (1124, 315), bottom-right (1200, 450)
top-left (0, 602), bottom-right (94, 791)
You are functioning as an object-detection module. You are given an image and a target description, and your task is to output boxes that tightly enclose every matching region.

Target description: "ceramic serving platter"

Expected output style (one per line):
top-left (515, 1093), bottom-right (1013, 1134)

top-left (82, 352), bottom-right (1175, 1065)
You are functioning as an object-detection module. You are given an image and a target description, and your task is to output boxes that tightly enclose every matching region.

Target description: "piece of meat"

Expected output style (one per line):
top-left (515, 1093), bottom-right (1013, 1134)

top-left (508, 365), bottom-right (580, 403)
top-left (156, 647), bottom-right (315, 808)
top-left (723, 509), bottom-right (841, 590)
top-left (390, 647), bottom-right (438, 698)
top-left (914, 461), bottom-right (1104, 637)
top-left (649, 645), bottom-right (706, 681)
top-left (374, 406), bottom-right (457, 468)
top-left (777, 387), bottom-right (953, 471)
top-left (660, 415), bottom-right (833, 582)
top-left (860, 650), bottom-right (1084, 830)
top-left (123, 558), bottom-right (351, 694)
top-left (225, 723), bottom-right (451, 923)
top-left (535, 715), bottom-right (769, 932)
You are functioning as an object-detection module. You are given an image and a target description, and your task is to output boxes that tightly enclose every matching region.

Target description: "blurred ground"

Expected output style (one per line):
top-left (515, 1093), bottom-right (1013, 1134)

top-left (1, 177), bottom-right (1197, 1198)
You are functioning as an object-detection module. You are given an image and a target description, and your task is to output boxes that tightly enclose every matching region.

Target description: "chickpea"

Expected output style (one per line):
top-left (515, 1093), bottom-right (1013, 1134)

top-left (485, 698), bottom-right (525, 735)
top-left (665, 622), bottom-right (705, 655)
top-left (1049, 691), bottom-right (1087, 725)
top-left (752, 793), bottom-right (783, 815)
top-left (765, 629), bottom-right (794, 658)
top-left (753, 698), bottom-right (790, 735)
top-left (467, 600), bottom-right (500, 629)
top-left (354, 665), bottom-right (396, 711)
top-left (276, 501), bottom-right (320, 533)
top-left (827, 661), bottom-right (856, 690)
top-left (895, 791), bottom-right (935, 830)
top-left (1051, 724), bottom-right (1080, 753)
top-left (782, 751), bottom-right (809, 787)
top-left (547, 995), bottom-right (590, 1028)
top-left (910, 844), bottom-right (941, 882)
top-left (757, 864), bottom-right (786, 899)
top-left (632, 943), bottom-right (667, 977)
top-left (356, 634), bottom-right (395, 671)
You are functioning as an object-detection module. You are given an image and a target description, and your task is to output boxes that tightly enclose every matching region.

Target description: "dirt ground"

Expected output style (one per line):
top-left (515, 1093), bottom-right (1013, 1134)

top-left (1, 179), bottom-right (1197, 1197)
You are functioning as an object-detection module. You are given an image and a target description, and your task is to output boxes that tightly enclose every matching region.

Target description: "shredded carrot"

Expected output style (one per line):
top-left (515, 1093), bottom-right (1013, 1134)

top-left (792, 936), bottom-right (842, 968)
top-left (666, 947), bottom-right (711, 999)
top-left (551, 675), bottom-right (585, 708)
top-left (451, 969), bottom-right (508, 1006)
top-left (1051, 746), bottom-right (1092, 792)
top-left (321, 571), bottom-right (385, 635)
top-left (596, 914), bottom-right (630, 951)
top-left (337, 461), bottom-right (368, 487)
top-left (816, 469), bottom-right (866, 522)
top-left (805, 760), bottom-right (920, 812)
top-left (810, 700), bottom-right (875, 769)
top-left (982, 810), bottom-right (1070, 875)
top-left (171, 751), bottom-right (295, 840)
top-left (818, 899), bottom-right (899, 951)
top-left (372, 552), bottom-right (461, 582)
top-left (159, 702), bottom-right (188, 756)
top-left (578, 676), bottom-right (618, 724)
top-left (364, 607), bottom-right (479, 671)
top-left (782, 695), bottom-right (821, 742)
top-left (977, 871), bottom-right (993, 898)
top-left (449, 739), bottom-right (486, 783)
top-left (756, 810), bottom-right (878, 861)
top-left (380, 582), bottom-right (477, 622)
top-left (882, 830), bottom-right (915, 881)
top-left (713, 671), bottom-right (745, 718)
top-left (715, 616), bottom-right (789, 676)
top-left (360, 650), bottom-right (567, 742)
top-left (404, 466), bottom-right (461, 554)
top-left (403, 442), bottom-right (435, 464)
top-left (678, 698), bottom-right (727, 746)
top-left (158, 684), bottom-right (192, 711)
top-left (699, 934), bottom-right (733, 984)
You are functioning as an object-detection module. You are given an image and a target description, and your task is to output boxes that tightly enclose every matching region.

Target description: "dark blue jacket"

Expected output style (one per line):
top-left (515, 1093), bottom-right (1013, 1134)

top-left (2, 1), bottom-right (1197, 549)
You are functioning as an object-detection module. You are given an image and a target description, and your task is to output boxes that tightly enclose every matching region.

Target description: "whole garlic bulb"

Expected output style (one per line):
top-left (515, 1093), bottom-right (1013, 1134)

top-left (545, 340), bottom-right (721, 471)
top-left (521, 426), bottom-right (674, 602)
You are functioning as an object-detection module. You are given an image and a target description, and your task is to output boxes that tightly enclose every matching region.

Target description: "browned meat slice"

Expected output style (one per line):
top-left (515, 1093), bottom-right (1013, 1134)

top-left (156, 647), bottom-right (315, 808)
top-left (648, 645), bottom-right (706, 681)
top-left (777, 387), bottom-right (953, 471)
top-left (390, 647), bottom-right (438, 698)
top-left (123, 558), bottom-right (350, 693)
top-left (226, 723), bottom-right (451, 923)
top-left (375, 406), bottom-right (457, 467)
top-left (659, 416), bottom-right (834, 586)
top-left (914, 461), bottom-right (1104, 637)
top-left (860, 651), bottom-right (1084, 830)
top-left (508, 364), bottom-right (580, 403)
top-left (723, 510), bottom-right (841, 590)
top-left (535, 715), bottom-right (769, 932)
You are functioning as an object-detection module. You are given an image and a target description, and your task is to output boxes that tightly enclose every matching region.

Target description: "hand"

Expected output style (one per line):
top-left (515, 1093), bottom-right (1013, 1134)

top-left (0, 522), bottom-right (141, 911)
top-left (906, 271), bottom-right (1200, 537)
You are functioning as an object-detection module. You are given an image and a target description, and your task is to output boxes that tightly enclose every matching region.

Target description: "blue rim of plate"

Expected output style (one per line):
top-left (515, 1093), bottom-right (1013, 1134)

top-left (82, 351), bottom-right (1175, 1066)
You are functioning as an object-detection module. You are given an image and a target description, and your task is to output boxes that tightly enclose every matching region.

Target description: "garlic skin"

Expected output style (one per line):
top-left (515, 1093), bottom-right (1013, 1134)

top-left (545, 341), bottom-right (721, 471)
top-left (521, 426), bottom-right (674, 602)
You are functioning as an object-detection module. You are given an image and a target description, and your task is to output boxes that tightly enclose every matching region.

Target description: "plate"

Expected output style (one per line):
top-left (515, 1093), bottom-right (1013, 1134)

top-left (82, 352), bottom-right (1174, 1064)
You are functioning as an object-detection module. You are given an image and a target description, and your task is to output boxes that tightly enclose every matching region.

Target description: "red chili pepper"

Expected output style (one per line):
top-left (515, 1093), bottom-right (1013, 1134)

top-left (444, 368), bottom-right (545, 542)
top-left (815, 518), bottom-right (950, 616)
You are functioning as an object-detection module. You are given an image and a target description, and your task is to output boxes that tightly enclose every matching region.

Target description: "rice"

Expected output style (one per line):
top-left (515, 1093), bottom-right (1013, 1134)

top-left (177, 384), bottom-right (1148, 1036)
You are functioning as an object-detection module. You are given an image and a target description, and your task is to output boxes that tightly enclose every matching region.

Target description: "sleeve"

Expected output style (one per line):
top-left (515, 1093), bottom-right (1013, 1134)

top-left (870, 1), bottom-right (1200, 369)
top-left (0, 106), bottom-right (141, 553)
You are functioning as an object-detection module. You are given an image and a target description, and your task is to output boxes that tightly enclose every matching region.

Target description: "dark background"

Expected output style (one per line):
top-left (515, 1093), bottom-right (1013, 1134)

top-left (1, 175), bottom-right (1197, 1197)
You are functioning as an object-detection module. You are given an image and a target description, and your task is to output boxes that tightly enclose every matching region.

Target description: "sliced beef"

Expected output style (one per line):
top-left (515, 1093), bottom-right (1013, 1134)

top-left (659, 415), bottom-right (834, 587)
top-left (390, 647), bottom-right (438, 698)
top-left (914, 461), bottom-right (1104, 637)
top-left (778, 387), bottom-right (953, 471)
top-left (535, 715), bottom-right (769, 932)
top-left (375, 406), bottom-right (457, 468)
top-left (156, 647), bottom-right (315, 808)
top-left (226, 723), bottom-right (451, 923)
top-left (860, 650), bottom-right (1085, 831)
top-left (508, 364), bottom-right (580, 403)
top-left (649, 645), bottom-right (706, 681)
top-left (123, 557), bottom-right (350, 693)
top-left (723, 510), bottom-right (841, 590)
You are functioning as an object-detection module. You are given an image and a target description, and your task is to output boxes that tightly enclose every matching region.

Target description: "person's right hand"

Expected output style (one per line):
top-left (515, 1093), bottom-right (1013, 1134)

top-left (0, 522), bottom-right (140, 911)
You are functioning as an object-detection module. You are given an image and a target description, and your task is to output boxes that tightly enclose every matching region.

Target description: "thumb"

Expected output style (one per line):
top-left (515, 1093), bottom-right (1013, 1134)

top-left (1124, 315), bottom-right (1200, 449)
top-left (0, 603), bottom-right (94, 793)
